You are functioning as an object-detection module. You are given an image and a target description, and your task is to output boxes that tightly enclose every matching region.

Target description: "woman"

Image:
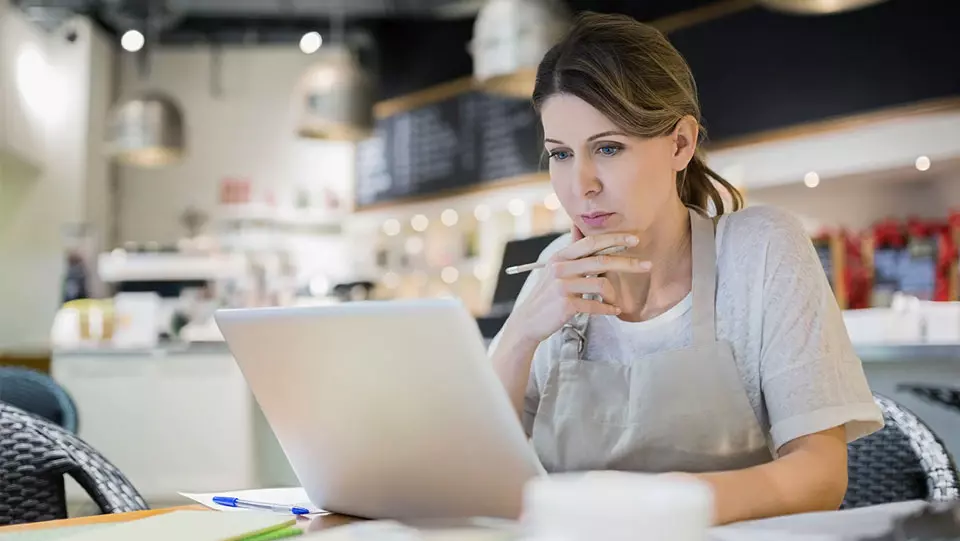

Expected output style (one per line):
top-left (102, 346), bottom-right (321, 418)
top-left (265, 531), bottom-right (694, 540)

top-left (489, 12), bottom-right (883, 525)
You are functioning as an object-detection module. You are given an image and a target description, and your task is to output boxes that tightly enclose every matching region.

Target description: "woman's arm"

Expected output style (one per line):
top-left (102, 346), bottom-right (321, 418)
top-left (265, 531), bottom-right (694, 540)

top-left (490, 323), bottom-right (541, 419)
top-left (684, 208), bottom-right (881, 525)
top-left (689, 426), bottom-right (849, 525)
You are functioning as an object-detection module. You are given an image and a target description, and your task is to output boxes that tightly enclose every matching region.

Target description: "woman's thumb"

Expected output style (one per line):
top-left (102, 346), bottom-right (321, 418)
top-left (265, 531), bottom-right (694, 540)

top-left (572, 224), bottom-right (585, 242)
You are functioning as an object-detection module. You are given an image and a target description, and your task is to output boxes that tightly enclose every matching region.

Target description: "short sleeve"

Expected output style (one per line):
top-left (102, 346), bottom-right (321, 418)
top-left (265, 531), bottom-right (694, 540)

top-left (755, 209), bottom-right (884, 452)
top-left (487, 233), bottom-right (572, 438)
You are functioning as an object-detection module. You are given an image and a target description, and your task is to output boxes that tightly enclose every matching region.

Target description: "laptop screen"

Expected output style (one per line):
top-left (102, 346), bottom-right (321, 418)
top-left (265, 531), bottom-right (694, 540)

top-left (489, 232), bottom-right (563, 315)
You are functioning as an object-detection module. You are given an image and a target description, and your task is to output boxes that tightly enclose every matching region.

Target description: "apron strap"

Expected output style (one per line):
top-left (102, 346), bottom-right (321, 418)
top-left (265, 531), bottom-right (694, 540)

top-left (689, 207), bottom-right (719, 346)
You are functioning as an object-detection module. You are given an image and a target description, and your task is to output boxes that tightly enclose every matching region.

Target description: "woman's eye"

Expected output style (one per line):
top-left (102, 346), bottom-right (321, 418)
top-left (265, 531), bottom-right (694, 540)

top-left (598, 145), bottom-right (620, 156)
top-left (549, 150), bottom-right (571, 161)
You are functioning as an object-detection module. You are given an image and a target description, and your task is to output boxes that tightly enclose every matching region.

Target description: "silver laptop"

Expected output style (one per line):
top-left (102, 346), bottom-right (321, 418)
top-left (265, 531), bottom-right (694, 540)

top-left (214, 298), bottom-right (543, 520)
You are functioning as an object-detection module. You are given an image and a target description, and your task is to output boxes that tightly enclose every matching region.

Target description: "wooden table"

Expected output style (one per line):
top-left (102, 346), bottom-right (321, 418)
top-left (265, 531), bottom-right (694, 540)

top-left (0, 505), bottom-right (360, 535)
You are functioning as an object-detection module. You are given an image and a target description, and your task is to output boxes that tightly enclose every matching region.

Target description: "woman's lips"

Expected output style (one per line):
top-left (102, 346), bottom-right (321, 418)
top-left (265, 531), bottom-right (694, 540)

top-left (580, 212), bottom-right (614, 228)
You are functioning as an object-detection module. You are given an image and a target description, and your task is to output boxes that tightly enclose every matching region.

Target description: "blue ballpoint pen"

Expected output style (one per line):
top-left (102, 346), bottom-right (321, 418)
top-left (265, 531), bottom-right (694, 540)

top-left (212, 496), bottom-right (310, 515)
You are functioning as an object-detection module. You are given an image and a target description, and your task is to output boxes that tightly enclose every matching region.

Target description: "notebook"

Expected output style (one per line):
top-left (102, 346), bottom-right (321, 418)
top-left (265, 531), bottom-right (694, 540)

top-left (57, 510), bottom-right (298, 541)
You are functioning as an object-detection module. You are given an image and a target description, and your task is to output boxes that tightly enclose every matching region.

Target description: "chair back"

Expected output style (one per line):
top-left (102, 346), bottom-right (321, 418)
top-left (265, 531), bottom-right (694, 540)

top-left (0, 402), bottom-right (147, 525)
top-left (0, 367), bottom-right (79, 433)
top-left (843, 394), bottom-right (960, 509)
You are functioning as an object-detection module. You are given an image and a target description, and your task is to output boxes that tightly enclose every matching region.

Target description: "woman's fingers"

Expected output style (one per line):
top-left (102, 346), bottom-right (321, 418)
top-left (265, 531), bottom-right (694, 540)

top-left (571, 224), bottom-right (585, 242)
top-left (559, 276), bottom-right (617, 303)
top-left (567, 296), bottom-right (621, 317)
top-left (556, 233), bottom-right (639, 261)
top-left (554, 254), bottom-right (652, 277)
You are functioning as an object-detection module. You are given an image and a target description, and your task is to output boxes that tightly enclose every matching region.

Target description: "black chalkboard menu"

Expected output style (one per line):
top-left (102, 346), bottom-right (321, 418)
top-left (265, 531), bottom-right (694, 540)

top-left (355, 90), bottom-right (544, 208)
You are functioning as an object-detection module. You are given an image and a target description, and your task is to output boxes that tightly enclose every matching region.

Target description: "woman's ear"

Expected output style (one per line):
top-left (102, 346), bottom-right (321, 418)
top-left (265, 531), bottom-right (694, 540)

top-left (671, 116), bottom-right (699, 172)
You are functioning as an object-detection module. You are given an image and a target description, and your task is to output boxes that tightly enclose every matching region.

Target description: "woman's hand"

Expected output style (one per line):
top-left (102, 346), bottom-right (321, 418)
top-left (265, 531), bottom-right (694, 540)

top-left (505, 229), bottom-right (651, 346)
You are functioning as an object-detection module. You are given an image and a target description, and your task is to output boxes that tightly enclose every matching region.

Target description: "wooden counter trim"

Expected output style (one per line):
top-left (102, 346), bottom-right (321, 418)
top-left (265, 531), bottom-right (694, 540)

top-left (370, 0), bottom-right (759, 119)
top-left (652, 0), bottom-right (757, 34)
top-left (353, 96), bottom-right (960, 212)
top-left (374, 77), bottom-right (477, 119)
top-left (0, 505), bottom-right (207, 533)
top-left (0, 505), bottom-right (364, 535)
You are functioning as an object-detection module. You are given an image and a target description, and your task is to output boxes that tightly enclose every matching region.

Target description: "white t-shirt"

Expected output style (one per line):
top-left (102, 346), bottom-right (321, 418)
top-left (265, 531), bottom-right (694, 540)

top-left (491, 205), bottom-right (883, 452)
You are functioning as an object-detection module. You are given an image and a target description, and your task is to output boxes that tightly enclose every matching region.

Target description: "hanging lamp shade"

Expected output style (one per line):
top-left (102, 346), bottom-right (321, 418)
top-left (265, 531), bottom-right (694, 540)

top-left (105, 91), bottom-right (185, 168)
top-left (468, 0), bottom-right (569, 97)
top-left (757, 0), bottom-right (889, 15)
top-left (295, 45), bottom-right (375, 142)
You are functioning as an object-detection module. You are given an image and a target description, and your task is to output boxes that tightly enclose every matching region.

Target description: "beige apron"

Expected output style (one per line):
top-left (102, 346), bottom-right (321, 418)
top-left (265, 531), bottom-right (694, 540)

top-left (531, 208), bottom-right (773, 473)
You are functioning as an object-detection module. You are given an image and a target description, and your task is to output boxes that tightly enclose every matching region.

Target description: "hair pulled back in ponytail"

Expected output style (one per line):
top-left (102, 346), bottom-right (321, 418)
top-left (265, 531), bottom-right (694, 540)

top-left (532, 11), bottom-right (743, 215)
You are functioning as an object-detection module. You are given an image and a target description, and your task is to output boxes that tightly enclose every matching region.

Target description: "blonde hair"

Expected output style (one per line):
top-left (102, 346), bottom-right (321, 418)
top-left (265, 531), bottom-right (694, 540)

top-left (532, 12), bottom-right (743, 215)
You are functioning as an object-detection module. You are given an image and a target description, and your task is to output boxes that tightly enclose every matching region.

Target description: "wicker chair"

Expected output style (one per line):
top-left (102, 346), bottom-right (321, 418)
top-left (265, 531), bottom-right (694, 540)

top-left (0, 402), bottom-right (147, 526)
top-left (843, 394), bottom-right (960, 509)
top-left (897, 384), bottom-right (960, 415)
top-left (0, 367), bottom-right (79, 433)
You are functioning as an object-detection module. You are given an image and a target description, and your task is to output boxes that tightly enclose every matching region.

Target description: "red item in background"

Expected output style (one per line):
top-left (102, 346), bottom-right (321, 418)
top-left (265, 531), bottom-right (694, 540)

top-left (948, 211), bottom-right (960, 301)
top-left (218, 177), bottom-right (252, 205)
top-left (843, 231), bottom-right (870, 309)
top-left (872, 218), bottom-right (906, 249)
top-left (812, 229), bottom-right (850, 309)
top-left (933, 217), bottom-right (957, 301)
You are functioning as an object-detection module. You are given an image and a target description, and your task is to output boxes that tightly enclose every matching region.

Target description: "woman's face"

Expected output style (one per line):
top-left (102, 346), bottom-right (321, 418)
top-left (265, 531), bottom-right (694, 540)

top-left (540, 94), bottom-right (695, 237)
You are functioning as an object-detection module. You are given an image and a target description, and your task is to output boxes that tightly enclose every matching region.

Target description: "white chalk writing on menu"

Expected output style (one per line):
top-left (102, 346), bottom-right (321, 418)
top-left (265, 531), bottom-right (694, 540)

top-left (354, 90), bottom-right (541, 207)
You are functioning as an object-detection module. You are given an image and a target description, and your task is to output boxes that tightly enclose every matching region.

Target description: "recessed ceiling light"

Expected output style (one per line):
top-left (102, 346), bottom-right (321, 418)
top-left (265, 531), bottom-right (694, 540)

top-left (300, 32), bottom-right (322, 54)
top-left (121, 30), bottom-right (144, 52)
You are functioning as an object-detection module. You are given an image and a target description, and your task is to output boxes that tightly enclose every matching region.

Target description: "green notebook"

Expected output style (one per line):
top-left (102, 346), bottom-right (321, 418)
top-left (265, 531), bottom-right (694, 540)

top-left (53, 510), bottom-right (298, 541)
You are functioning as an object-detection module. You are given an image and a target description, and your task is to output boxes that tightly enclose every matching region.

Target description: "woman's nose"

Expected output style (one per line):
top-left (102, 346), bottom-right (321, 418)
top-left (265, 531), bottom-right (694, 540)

top-left (575, 157), bottom-right (602, 198)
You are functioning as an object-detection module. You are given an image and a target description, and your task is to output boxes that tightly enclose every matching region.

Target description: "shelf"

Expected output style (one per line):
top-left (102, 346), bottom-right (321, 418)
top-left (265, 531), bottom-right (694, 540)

top-left (216, 203), bottom-right (345, 231)
top-left (98, 251), bottom-right (247, 283)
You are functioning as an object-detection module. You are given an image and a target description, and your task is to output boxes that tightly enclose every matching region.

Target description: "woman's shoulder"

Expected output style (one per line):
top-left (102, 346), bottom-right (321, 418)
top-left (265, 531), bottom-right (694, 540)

top-left (718, 205), bottom-right (813, 258)
top-left (720, 204), bottom-right (808, 236)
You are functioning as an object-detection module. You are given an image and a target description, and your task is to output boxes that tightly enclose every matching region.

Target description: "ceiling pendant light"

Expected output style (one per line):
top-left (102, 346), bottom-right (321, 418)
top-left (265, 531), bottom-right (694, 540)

top-left (757, 0), bottom-right (890, 15)
top-left (105, 91), bottom-right (185, 168)
top-left (295, 43), bottom-right (375, 141)
top-left (469, 0), bottom-right (569, 97)
top-left (103, 1), bottom-right (186, 168)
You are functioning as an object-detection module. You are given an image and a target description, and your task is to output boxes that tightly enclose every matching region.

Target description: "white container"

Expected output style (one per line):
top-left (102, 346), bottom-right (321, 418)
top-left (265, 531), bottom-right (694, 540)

top-left (842, 306), bottom-right (923, 344)
top-left (918, 301), bottom-right (960, 343)
top-left (112, 292), bottom-right (162, 348)
top-left (521, 472), bottom-right (714, 541)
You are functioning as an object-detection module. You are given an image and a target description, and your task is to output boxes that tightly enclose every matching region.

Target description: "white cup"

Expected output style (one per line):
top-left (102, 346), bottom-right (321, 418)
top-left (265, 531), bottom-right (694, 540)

top-left (521, 471), bottom-right (714, 541)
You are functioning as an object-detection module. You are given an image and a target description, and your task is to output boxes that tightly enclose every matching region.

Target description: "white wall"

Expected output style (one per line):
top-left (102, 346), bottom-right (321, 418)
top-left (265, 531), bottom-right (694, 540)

top-left (116, 46), bottom-right (354, 244)
top-left (748, 163), bottom-right (960, 233)
top-left (0, 9), bottom-right (115, 351)
top-left (83, 25), bottom-right (116, 285)
top-left (707, 109), bottom-right (960, 192)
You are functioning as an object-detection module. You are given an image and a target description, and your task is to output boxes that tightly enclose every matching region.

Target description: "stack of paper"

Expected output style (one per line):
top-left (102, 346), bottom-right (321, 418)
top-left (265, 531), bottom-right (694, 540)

top-left (179, 488), bottom-right (325, 515)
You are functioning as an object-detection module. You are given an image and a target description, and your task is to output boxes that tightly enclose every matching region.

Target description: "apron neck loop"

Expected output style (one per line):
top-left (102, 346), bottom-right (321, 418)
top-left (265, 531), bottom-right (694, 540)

top-left (689, 207), bottom-right (718, 346)
top-left (560, 312), bottom-right (589, 362)
top-left (558, 207), bottom-right (719, 361)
